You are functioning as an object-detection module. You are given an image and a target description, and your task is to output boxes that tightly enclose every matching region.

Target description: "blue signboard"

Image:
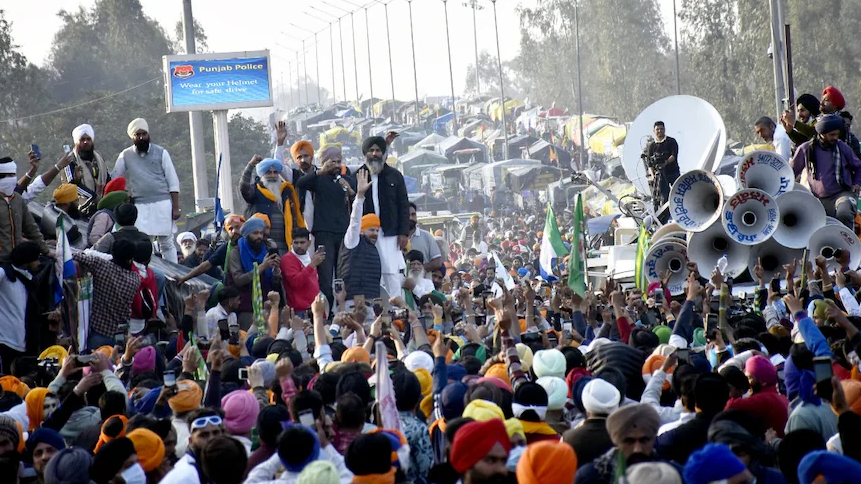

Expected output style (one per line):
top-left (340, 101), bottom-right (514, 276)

top-left (163, 51), bottom-right (273, 112)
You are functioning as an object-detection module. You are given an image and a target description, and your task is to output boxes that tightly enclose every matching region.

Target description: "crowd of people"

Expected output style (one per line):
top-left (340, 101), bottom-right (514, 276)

top-left (2, 88), bottom-right (861, 484)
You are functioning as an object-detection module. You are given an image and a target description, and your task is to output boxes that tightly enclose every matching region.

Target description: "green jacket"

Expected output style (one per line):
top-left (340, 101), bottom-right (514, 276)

top-left (0, 193), bottom-right (49, 262)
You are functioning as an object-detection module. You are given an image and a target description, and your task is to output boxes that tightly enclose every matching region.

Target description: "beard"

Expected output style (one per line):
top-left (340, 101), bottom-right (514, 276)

top-left (410, 269), bottom-right (426, 280)
top-left (409, 220), bottom-right (417, 231)
top-left (181, 245), bottom-right (195, 258)
top-left (261, 178), bottom-right (284, 208)
top-left (78, 146), bottom-right (95, 161)
top-left (134, 139), bottom-right (150, 154)
top-left (367, 158), bottom-right (384, 174)
top-left (469, 470), bottom-right (508, 484)
top-left (67, 205), bottom-right (82, 220)
top-left (249, 237), bottom-right (265, 252)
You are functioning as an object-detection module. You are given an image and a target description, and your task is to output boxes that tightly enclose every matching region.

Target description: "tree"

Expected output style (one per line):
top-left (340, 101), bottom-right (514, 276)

top-left (464, 51), bottom-right (522, 99)
top-left (173, 18), bottom-right (209, 54)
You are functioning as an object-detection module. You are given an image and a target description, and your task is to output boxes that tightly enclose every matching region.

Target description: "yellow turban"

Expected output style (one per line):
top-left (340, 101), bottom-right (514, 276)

top-left (168, 381), bottom-right (202, 413)
top-left (516, 343), bottom-right (533, 372)
top-left (414, 368), bottom-right (432, 396)
top-left (291, 140), bottom-right (315, 162)
top-left (462, 399), bottom-right (505, 422)
top-left (25, 388), bottom-right (51, 431)
top-left (0, 376), bottom-right (30, 398)
top-left (484, 364), bottom-right (512, 387)
top-left (504, 418), bottom-right (525, 440)
top-left (39, 346), bottom-right (69, 365)
top-left (224, 214), bottom-right (246, 230)
top-left (53, 183), bottom-right (78, 204)
top-left (420, 394), bottom-right (433, 419)
top-left (361, 214), bottom-right (381, 233)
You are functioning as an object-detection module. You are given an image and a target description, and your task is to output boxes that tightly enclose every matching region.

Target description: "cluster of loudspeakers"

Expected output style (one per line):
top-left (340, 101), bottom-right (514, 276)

top-left (643, 150), bottom-right (861, 295)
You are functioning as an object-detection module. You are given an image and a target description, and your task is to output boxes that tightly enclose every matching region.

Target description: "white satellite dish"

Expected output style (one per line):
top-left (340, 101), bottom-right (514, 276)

top-left (622, 95), bottom-right (727, 196)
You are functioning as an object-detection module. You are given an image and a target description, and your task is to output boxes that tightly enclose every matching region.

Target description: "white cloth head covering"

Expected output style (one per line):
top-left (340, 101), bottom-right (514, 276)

top-left (176, 232), bottom-right (197, 245)
top-left (626, 463), bottom-right (682, 484)
top-left (533, 349), bottom-right (566, 379)
top-left (536, 376), bottom-right (568, 411)
top-left (127, 118), bottom-right (149, 138)
top-left (72, 124), bottom-right (94, 144)
top-left (0, 159), bottom-right (16, 174)
top-left (404, 350), bottom-right (434, 375)
top-left (581, 378), bottom-right (622, 415)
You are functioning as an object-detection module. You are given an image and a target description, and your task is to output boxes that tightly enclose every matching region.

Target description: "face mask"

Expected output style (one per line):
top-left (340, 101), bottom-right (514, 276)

top-left (0, 177), bottom-right (16, 196)
top-left (121, 463), bottom-right (147, 484)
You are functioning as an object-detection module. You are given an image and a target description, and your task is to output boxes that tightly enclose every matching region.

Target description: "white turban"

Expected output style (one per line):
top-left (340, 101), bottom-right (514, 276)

top-left (72, 124), bottom-right (94, 144)
top-left (0, 159), bottom-right (16, 175)
top-left (404, 351), bottom-right (434, 375)
top-left (532, 349), bottom-right (566, 379)
top-left (536, 376), bottom-right (568, 411)
top-left (176, 232), bottom-right (197, 245)
top-left (127, 118), bottom-right (149, 138)
top-left (581, 378), bottom-right (621, 416)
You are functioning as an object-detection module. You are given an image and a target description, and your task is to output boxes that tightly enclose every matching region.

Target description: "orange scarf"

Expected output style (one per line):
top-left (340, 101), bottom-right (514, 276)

top-left (352, 468), bottom-right (396, 484)
top-left (428, 417), bottom-right (447, 437)
top-left (256, 182), bottom-right (306, 246)
top-left (519, 420), bottom-right (558, 436)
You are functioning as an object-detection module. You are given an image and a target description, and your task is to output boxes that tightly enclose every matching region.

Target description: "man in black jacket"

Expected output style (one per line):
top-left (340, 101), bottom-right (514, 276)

top-left (296, 145), bottom-right (354, 307)
top-left (355, 136), bottom-right (409, 298)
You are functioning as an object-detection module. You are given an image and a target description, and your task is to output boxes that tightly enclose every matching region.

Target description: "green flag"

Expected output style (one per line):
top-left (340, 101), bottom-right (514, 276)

top-left (567, 194), bottom-right (587, 296)
top-left (634, 224), bottom-right (651, 293)
top-left (252, 262), bottom-right (266, 336)
top-left (539, 202), bottom-right (569, 279)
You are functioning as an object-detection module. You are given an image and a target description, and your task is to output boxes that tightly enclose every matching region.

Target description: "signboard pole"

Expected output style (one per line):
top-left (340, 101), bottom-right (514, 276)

top-left (182, 0), bottom-right (209, 211)
top-left (212, 110), bottom-right (235, 214)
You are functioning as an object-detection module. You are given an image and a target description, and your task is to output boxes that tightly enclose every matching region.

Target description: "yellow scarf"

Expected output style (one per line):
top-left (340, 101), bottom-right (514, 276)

top-left (519, 420), bottom-right (558, 436)
top-left (256, 182), bottom-right (306, 246)
top-left (351, 468), bottom-right (396, 484)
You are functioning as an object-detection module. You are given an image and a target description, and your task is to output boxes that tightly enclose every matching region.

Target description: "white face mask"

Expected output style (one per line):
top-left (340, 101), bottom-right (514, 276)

top-left (0, 177), bottom-right (17, 196)
top-left (121, 463), bottom-right (147, 484)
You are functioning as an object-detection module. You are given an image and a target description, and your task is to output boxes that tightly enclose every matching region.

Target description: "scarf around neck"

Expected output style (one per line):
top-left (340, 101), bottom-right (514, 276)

top-left (238, 237), bottom-right (271, 279)
top-left (292, 250), bottom-right (311, 267)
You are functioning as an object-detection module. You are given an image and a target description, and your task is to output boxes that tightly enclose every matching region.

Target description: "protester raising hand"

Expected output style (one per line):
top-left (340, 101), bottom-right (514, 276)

top-left (357, 172), bottom-right (372, 196)
top-left (782, 293), bottom-right (804, 315)
top-left (686, 273), bottom-right (702, 301)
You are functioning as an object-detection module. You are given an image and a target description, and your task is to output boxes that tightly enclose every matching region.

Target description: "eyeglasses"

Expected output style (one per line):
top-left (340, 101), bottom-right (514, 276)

top-left (191, 416), bottom-right (223, 430)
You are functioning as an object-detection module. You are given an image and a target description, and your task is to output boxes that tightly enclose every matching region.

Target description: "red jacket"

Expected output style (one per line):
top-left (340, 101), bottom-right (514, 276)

top-left (280, 252), bottom-right (320, 311)
top-left (725, 385), bottom-right (790, 437)
top-left (130, 265), bottom-right (157, 320)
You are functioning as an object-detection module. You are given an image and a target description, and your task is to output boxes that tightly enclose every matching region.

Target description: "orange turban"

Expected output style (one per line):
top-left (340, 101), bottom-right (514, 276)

top-left (0, 376), bottom-right (30, 397)
top-left (227, 330), bottom-right (247, 358)
top-left (484, 364), bottom-right (512, 387)
top-left (251, 213), bottom-right (271, 228)
top-left (168, 381), bottom-right (203, 413)
top-left (450, 419), bottom-right (511, 473)
top-left (838, 380), bottom-right (861, 415)
top-left (341, 347), bottom-right (371, 364)
top-left (291, 140), bottom-right (315, 162)
top-left (94, 415), bottom-right (128, 452)
top-left (127, 428), bottom-right (165, 472)
top-left (53, 183), bottom-right (78, 204)
top-left (361, 214), bottom-right (381, 233)
top-left (516, 440), bottom-right (578, 484)
top-left (225, 214), bottom-right (246, 230)
top-left (25, 388), bottom-right (51, 431)
top-left (96, 345), bottom-right (114, 359)
top-left (642, 354), bottom-right (673, 391)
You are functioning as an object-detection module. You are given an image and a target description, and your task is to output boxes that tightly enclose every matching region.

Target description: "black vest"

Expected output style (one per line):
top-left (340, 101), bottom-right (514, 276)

top-left (337, 237), bottom-right (381, 300)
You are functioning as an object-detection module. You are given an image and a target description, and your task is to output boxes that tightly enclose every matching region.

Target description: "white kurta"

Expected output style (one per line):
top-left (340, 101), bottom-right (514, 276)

top-left (134, 199), bottom-right (175, 237)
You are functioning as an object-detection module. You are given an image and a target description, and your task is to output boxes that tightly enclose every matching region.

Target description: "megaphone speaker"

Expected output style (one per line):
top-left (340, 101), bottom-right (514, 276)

top-left (736, 150), bottom-right (794, 197)
top-left (722, 188), bottom-right (779, 245)
top-left (773, 190), bottom-right (826, 249)
top-left (748, 238), bottom-right (803, 282)
top-left (644, 238), bottom-right (689, 296)
top-left (689, 220), bottom-right (751, 278)
top-left (669, 170), bottom-right (723, 233)
top-left (808, 224), bottom-right (861, 270)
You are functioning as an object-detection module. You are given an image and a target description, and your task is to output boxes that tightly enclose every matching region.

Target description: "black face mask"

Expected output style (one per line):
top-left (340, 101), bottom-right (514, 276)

top-left (134, 139), bottom-right (150, 154)
top-left (409, 220), bottom-right (417, 231)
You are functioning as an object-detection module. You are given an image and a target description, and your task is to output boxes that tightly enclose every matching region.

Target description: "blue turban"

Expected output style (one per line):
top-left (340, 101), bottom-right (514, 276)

top-left (256, 158), bottom-right (284, 178)
top-left (26, 428), bottom-right (65, 461)
top-left (517, 267), bottom-right (529, 277)
top-left (815, 114), bottom-right (844, 135)
top-left (446, 364), bottom-right (467, 382)
top-left (441, 382), bottom-right (468, 420)
top-left (240, 217), bottom-right (267, 238)
top-left (798, 451), bottom-right (861, 484)
top-left (684, 443), bottom-right (747, 484)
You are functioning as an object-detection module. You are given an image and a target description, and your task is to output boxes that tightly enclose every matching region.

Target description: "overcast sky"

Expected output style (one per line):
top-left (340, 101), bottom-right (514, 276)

top-left (6, 0), bottom-right (679, 105)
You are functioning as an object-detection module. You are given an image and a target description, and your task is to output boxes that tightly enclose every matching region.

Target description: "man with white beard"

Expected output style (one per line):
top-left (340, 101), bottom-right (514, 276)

top-left (240, 155), bottom-right (306, 255)
top-left (113, 118), bottom-right (181, 263)
top-left (176, 231), bottom-right (197, 260)
top-left (355, 136), bottom-right (409, 297)
top-left (405, 250), bottom-right (434, 299)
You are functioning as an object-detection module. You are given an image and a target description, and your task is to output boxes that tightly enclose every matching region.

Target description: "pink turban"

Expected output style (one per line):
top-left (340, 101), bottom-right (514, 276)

top-left (132, 347), bottom-right (156, 375)
top-left (745, 355), bottom-right (777, 387)
top-left (221, 390), bottom-right (260, 436)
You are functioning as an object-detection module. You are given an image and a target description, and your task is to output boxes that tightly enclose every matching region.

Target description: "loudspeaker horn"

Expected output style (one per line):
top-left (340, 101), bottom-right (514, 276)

top-left (717, 174), bottom-right (738, 198)
top-left (748, 238), bottom-right (803, 282)
top-left (721, 188), bottom-right (779, 245)
top-left (689, 220), bottom-right (751, 278)
top-left (669, 170), bottom-right (724, 233)
top-left (644, 238), bottom-right (689, 296)
top-left (652, 222), bottom-right (686, 243)
top-left (808, 224), bottom-right (861, 270)
top-left (826, 217), bottom-right (845, 227)
top-left (736, 150), bottom-right (794, 197)
top-left (773, 190), bottom-right (826, 249)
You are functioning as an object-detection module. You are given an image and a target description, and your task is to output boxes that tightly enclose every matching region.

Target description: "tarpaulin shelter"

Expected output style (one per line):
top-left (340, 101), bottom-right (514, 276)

top-left (433, 113), bottom-right (455, 135)
top-left (480, 158), bottom-right (540, 195)
top-left (508, 134), bottom-right (540, 154)
top-left (527, 139), bottom-right (572, 166)
top-left (414, 133), bottom-right (447, 151)
top-left (588, 124), bottom-right (627, 155)
top-left (409, 193), bottom-right (451, 212)
top-left (507, 165), bottom-right (563, 192)
top-left (438, 136), bottom-right (487, 162)
top-left (398, 150), bottom-right (449, 178)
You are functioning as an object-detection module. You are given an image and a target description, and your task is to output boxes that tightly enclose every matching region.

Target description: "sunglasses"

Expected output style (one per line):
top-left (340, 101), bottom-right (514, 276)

top-left (190, 416), bottom-right (223, 430)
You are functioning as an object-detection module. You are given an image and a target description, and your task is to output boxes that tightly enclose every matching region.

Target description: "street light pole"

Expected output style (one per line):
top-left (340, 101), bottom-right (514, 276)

top-left (672, 0), bottom-right (681, 95)
top-left (407, 0), bottom-right (420, 122)
top-left (442, 0), bottom-right (458, 134)
top-left (574, 2), bottom-right (585, 170)
top-left (464, 0), bottom-right (483, 96)
top-left (490, 0), bottom-right (506, 157)
top-left (338, 18), bottom-right (347, 102)
top-left (329, 22), bottom-right (337, 104)
top-left (384, 2), bottom-right (396, 122)
top-left (302, 39), bottom-right (309, 106)
top-left (288, 60), bottom-right (295, 109)
top-left (365, 7), bottom-right (375, 121)
top-left (350, 13), bottom-right (360, 102)
top-left (315, 33), bottom-right (321, 104)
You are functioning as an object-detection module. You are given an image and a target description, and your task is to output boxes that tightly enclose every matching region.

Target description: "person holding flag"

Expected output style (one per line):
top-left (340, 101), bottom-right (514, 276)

top-left (567, 194), bottom-right (588, 296)
top-left (539, 202), bottom-right (569, 281)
